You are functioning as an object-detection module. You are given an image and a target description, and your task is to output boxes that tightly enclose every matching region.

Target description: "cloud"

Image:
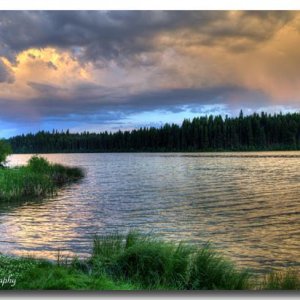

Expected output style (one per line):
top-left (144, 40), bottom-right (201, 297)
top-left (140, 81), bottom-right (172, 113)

top-left (0, 11), bottom-right (295, 64)
top-left (0, 11), bottom-right (300, 136)
top-left (0, 47), bottom-right (91, 101)
top-left (0, 58), bottom-right (14, 83)
top-left (0, 84), bottom-right (271, 123)
top-left (27, 81), bottom-right (66, 96)
top-left (47, 61), bottom-right (57, 70)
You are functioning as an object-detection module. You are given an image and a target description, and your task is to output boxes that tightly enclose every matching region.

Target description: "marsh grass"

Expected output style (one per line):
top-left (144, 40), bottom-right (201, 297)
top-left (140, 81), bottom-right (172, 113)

top-left (91, 232), bottom-right (250, 290)
top-left (0, 232), bottom-right (299, 290)
top-left (186, 246), bottom-right (251, 290)
top-left (262, 270), bottom-right (300, 290)
top-left (0, 156), bottom-right (84, 201)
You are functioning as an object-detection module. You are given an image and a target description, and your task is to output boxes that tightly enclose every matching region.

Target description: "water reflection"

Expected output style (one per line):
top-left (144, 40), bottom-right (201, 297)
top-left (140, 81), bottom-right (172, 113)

top-left (0, 152), bottom-right (299, 273)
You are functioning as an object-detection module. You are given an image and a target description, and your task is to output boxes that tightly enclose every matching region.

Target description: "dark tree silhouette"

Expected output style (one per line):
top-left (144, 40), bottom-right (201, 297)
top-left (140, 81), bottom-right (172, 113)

top-left (7, 111), bottom-right (300, 153)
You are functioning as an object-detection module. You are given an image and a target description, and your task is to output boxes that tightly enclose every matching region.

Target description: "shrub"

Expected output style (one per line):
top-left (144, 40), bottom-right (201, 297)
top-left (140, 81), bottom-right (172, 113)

top-left (27, 156), bottom-right (51, 173)
top-left (0, 140), bottom-right (12, 167)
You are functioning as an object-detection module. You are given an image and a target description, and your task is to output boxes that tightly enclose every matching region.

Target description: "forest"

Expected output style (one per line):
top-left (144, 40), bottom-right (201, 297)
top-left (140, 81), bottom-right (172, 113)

top-left (7, 111), bottom-right (300, 153)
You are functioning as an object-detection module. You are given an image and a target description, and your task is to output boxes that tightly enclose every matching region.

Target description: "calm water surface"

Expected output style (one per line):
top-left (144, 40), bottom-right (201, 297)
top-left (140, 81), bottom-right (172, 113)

top-left (1, 152), bottom-right (300, 273)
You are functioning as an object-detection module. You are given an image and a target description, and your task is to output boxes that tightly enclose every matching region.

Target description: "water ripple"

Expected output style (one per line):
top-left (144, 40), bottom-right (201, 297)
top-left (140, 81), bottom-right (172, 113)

top-left (0, 151), bottom-right (299, 274)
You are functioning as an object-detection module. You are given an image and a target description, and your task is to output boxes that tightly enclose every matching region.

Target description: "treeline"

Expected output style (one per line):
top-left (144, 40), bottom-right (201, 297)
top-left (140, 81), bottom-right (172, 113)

top-left (8, 111), bottom-right (300, 153)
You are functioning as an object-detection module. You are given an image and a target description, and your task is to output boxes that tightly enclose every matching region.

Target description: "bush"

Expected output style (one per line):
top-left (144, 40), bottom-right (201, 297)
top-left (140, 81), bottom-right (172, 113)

top-left (0, 140), bottom-right (12, 167)
top-left (27, 156), bottom-right (51, 173)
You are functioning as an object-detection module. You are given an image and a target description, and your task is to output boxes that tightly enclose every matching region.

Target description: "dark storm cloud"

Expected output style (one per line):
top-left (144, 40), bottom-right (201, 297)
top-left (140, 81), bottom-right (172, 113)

top-left (0, 10), bottom-right (298, 135)
top-left (124, 86), bottom-right (271, 111)
top-left (0, 85), bottom-right (270, 123)
top-left (0, 11), bottom-right (294, 63)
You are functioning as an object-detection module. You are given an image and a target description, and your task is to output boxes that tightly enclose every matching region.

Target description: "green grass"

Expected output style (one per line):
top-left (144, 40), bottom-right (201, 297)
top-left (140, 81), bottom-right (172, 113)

top-left (91, 232), bottom-right (191, 289)
top-left (0, 232), bottom-right (299, 290)
top-left (0, 255), bottom-right (137, 290)
top-left (186, 246), bottom-right (251, 290)
top-left (91, 232), bottom-right (251, 290)
top-left (262, 270), bottom-right (300, 290)
top-left (0, 156), bottom-right (84, 201)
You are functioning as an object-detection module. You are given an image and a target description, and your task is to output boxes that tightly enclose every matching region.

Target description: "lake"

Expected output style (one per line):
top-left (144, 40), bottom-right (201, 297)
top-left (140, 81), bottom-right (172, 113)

top-left (1, 152), bottom-right (300, 274)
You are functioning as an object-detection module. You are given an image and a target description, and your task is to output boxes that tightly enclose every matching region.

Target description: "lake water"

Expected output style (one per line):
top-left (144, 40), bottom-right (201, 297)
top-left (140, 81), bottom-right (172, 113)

top-left (1, 152), bottom-right (300, 274)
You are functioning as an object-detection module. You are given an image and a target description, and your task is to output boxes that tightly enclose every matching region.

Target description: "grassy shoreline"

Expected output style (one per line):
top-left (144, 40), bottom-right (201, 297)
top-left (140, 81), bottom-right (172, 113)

top-left (0, 232), bottom-right (299, 290)
top-left (0, 156), bottom-right (84, 201)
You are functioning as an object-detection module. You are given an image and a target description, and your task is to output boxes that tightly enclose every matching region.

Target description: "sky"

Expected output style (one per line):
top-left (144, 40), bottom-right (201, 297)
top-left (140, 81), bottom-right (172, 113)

top-left (0, 11), bottom-right (300, 138)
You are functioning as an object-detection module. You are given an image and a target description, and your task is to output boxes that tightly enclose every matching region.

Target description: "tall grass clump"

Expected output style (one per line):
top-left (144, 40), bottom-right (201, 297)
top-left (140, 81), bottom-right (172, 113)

top-left (0, 156), bottom-right (84, 201)
top-left (0, 168), bottom-right (55, 200)
top-left (28, 156), bottom-right (84, 185)
top-left (262, 270), bottom-right (300, 290)
top-left (91, 232), bottom-right (250, 290)
top-left (186, 245), bottom-right (251, 290)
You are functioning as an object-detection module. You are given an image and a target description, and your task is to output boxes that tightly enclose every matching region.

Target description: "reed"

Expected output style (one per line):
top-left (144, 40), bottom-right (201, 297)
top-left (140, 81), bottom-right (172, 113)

top-left (262, 270), bottom-right (300, 290)
top-left (91, 231), bottom-right (251, 290)
top-left (0, 156), bottom-right (84, 201)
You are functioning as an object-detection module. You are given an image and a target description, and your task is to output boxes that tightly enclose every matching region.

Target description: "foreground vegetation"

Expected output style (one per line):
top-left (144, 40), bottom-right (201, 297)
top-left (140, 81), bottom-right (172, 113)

top-left (0, 232), bottom-right (299, 290)
top-left (8, 111), bottom-right (300, 153)
top-left (0, 155), bottom-right (84, 201)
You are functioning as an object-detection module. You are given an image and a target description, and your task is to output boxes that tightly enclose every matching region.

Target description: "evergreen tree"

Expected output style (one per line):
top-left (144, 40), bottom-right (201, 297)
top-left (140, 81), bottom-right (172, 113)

top-left (6, 111), bottom-right (300, 153)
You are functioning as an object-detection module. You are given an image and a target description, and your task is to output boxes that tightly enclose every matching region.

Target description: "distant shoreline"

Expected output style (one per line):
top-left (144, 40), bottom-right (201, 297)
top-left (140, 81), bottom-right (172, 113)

top-left (9, 149), bottom-right (300, 155)
top-left (7, 111), bottom-right (300, 154)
